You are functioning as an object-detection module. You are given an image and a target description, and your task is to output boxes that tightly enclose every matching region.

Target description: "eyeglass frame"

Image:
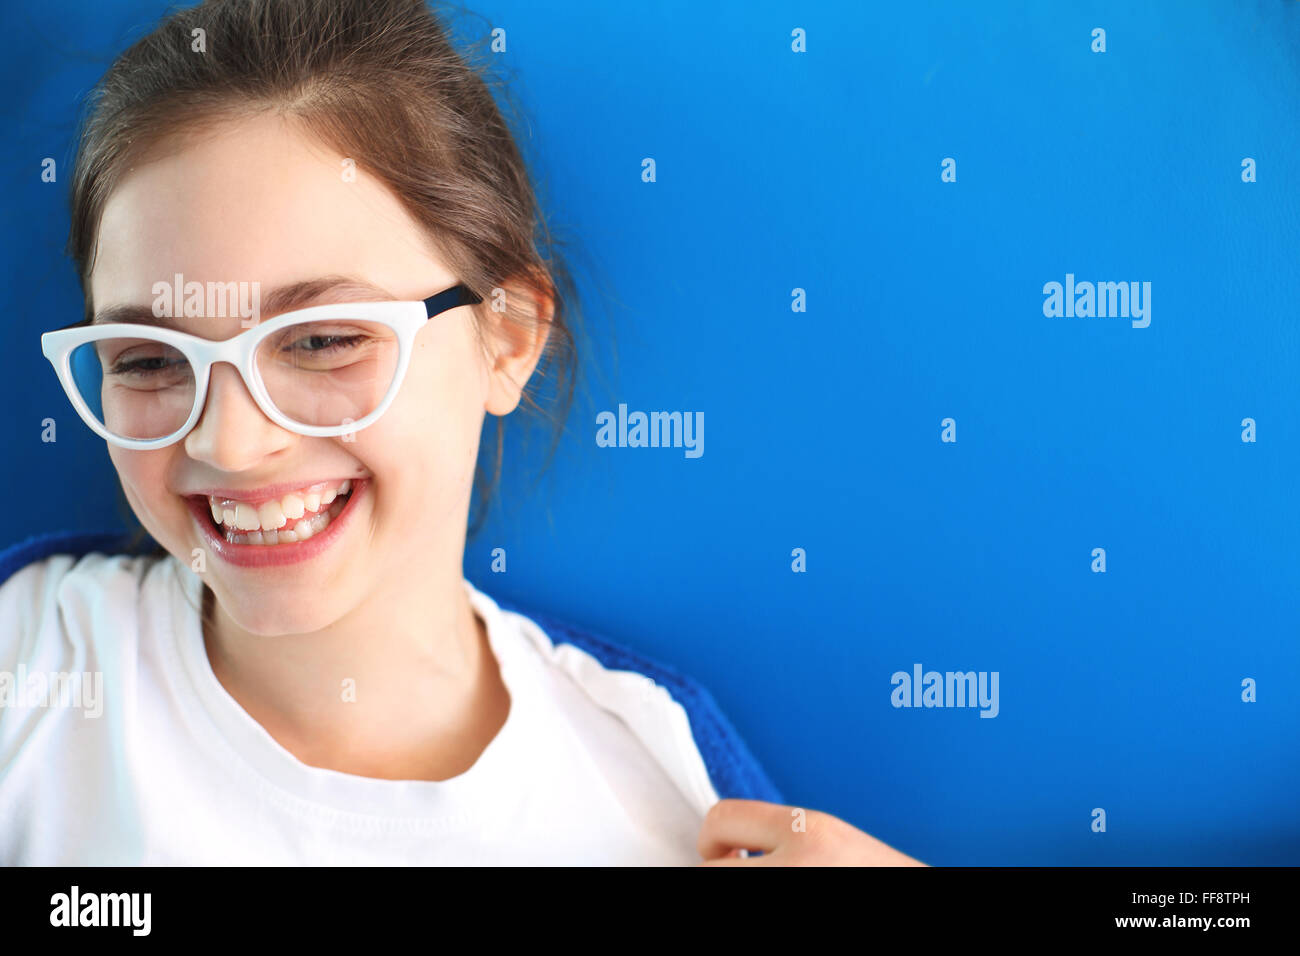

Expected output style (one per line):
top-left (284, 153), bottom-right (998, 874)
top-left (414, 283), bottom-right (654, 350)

top-left (40, 283), bottom-right (483, 451)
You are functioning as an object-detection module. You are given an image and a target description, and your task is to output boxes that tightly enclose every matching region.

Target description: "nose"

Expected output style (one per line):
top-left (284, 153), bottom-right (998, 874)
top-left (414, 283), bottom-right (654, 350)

top-left (184, 362), bottom-right (294, 469)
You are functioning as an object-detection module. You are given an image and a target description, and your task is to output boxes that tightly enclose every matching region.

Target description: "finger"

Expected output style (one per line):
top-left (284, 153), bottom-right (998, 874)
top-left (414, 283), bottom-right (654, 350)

top-left (697, 799), bottom-right (792, 860)
top-left (697, 847), bottom-right (781, 867)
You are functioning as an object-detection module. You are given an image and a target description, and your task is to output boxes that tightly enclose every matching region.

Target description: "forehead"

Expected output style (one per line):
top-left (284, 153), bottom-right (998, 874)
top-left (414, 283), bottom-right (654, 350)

top-left (90, 112), bottom-right (453, 313)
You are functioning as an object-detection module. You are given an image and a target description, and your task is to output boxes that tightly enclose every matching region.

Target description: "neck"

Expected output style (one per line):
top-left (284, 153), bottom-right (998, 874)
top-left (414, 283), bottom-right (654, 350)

top-left (200, 561), bottom-right (510, 781)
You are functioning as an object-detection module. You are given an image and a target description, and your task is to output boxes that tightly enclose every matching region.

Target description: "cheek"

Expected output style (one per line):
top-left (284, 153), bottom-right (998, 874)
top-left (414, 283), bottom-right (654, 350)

top-left (108, 448), bottom-right (171, 516)
top-left (400, 327), bottom-right (489, 446)
top-left (364, 333), bottom-right (488, 489)
top-left (107, 448), bottom-right (189, 548)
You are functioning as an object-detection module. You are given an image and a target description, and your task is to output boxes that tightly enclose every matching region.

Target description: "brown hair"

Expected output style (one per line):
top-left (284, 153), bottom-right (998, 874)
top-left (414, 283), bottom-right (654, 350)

top-left (67, 0), bottom-right (580, 554)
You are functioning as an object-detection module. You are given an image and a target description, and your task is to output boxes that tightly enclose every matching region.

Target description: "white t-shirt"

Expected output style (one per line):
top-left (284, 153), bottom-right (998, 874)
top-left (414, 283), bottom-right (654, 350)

top-left (0, 552), bottom-right (720, 865)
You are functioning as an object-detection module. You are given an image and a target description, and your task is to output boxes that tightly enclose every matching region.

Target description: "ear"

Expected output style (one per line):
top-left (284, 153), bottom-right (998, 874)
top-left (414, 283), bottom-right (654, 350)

top-left (483, 273), bottom-right (555, 417)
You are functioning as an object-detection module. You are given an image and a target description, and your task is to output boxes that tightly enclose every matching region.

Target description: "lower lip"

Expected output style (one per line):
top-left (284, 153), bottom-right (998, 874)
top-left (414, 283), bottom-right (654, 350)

top-left (186, 479), bottom-right (368, 569)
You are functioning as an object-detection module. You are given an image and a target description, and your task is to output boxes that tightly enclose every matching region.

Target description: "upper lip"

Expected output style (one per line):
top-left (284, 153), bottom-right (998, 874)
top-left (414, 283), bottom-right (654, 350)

top-left (184, 478), bottom-right (361, 502)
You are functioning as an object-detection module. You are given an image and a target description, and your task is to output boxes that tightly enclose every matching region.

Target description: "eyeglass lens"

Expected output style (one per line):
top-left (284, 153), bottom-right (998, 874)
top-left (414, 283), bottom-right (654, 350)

top-left (67, 318), bottom-right (401, 441)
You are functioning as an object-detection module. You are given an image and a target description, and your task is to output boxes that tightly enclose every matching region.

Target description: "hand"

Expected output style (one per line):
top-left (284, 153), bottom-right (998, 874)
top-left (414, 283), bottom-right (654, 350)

top-left (697, 798), bottom-right (927, 866)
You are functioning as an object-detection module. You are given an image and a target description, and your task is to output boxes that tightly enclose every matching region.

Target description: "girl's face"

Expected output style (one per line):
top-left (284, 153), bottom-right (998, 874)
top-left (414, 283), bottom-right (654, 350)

top-left (91, 113), bottom-right (537, 636)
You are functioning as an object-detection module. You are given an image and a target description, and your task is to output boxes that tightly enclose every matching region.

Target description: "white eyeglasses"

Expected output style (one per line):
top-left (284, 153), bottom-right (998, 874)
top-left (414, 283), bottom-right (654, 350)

top-left (41, 284), bottom-right (482, 450)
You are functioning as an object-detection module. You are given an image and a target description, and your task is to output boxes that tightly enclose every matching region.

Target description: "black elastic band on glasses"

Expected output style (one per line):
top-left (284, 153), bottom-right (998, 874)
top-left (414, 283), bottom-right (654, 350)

top-left (423, 284), bottom-right (482, 317)
top-left (59, 284), bottom-right (483, 334)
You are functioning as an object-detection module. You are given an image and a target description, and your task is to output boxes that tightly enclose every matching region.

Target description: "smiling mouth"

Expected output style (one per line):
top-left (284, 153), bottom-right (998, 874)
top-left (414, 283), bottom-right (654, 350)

top-left (195, 479), bottom-right (355, 546)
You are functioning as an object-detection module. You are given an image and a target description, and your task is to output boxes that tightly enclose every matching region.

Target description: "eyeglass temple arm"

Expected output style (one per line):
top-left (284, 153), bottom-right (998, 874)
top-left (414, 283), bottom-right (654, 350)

top-left (423, 284), bottom-right (482, 318)
top-left (48, 285), bottom-right (480, 335)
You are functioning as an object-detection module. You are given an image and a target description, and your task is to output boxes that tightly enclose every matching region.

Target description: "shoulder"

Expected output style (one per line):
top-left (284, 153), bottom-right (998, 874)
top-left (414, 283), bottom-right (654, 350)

top-left (0, 551), bottom-right (79, 650)
top-left (0, 532), bottom-right (170, 663)
top-left (464, 579), bottom-right (784, 811)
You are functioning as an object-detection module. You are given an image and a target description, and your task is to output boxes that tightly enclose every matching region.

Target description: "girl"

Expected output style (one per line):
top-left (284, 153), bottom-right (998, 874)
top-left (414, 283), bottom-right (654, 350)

top-left (0, 0), bottom-right (921, 866)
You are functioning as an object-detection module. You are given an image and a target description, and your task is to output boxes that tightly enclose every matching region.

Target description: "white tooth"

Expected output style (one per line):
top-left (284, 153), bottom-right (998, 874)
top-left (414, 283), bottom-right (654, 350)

top-left (293, 518), bottom-right (315, 540)
top-left (209, 499), bottom-right (223, 524)
top-left (328, 497), bottom-right (344, 518)
top-left (321, 488), bottom-right (337, 505)
top-left (310, 511), bottom-right (329, 533)
top-left (338, 479), bottom-right (352, 495)
top-left (258, 500), bottom-right (287, 530)
top-left (235, 503), bottom-right (260, 531)
top-left (303, 492), bottom-right (321, 513)
top-left (282, 494), bottom-right (305, 520)
top-left (279, 529), bottom-right (298, 543)
top-left (223, 507), bottom-right (237, 527)
top-left (262, 530), bottom-right (279, 545)
top-left (245, 530), bottom-right (264, 545)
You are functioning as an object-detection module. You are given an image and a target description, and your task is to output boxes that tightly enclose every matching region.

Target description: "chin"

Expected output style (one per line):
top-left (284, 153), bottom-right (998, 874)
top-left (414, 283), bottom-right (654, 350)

top-left (215, 596), bottom-right (346, 638)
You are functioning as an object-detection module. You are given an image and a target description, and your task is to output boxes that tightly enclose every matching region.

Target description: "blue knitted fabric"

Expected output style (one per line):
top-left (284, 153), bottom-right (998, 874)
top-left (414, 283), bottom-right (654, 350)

top-left (0, 529), bottom-right (783, 805)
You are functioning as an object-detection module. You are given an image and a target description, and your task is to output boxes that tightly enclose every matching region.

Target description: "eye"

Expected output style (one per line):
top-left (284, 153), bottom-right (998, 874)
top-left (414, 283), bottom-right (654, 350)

top-left (265, 322), bottom-right (384, 371)
top-left (106, 345), bottom-right (189, 381)
top-left (286, 333), bottom-right (368, 354)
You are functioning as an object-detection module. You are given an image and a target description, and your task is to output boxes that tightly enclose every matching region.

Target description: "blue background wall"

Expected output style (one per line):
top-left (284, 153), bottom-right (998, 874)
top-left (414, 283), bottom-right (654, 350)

top-left (2, 0), bottom-right (1297, 864)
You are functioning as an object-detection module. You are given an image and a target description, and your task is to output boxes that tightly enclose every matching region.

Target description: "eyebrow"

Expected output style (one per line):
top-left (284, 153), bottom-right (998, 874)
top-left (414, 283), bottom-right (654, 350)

top-left (90, 276), bottom-right (399, 327)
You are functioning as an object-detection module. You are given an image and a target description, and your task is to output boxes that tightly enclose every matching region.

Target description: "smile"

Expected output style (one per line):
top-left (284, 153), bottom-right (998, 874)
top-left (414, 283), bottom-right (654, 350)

top-left (185, 478), bottom-right (366, 568)
top-left (208, 478), bottom-right (353, 545)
